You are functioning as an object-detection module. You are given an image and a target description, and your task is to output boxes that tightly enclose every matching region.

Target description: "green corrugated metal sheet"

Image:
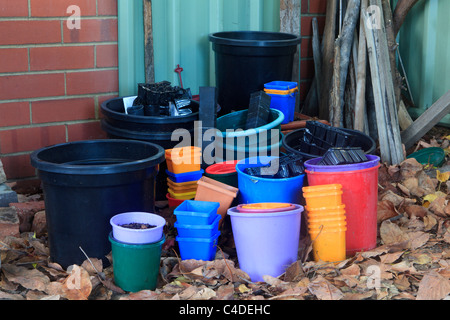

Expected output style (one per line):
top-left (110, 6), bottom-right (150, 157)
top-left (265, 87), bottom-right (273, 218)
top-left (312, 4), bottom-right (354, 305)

top-left (398, 0), bottom-right (450, 125)
top-left (151, 0), bottom-right (281, 95)
top-left (117, 0), bottom-right (145, 97)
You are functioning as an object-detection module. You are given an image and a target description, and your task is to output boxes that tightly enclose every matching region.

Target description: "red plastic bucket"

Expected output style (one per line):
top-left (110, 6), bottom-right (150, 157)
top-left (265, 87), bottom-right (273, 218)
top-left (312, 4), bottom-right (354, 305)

top-left (305, 161), bottom-right (380, 256)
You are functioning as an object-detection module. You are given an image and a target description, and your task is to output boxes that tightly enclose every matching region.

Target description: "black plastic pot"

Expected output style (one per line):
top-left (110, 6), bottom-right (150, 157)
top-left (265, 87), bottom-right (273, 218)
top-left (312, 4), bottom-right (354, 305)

top-left (209, 31), bottom-right (301, 116)
top-left (100, 96), bottom-right (199, 148)
top-left (282, 128), bottom-right (376, 160)
top-left (30, 139), bottom-right (165, 269)
top-left (100, 97), bottom-right (200, 200)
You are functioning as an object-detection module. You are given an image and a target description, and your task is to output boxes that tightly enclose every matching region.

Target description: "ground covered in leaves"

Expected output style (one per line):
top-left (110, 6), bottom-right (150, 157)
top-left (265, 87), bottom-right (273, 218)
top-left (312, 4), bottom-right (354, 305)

top-left (1, 128), bottom-right (450, 301)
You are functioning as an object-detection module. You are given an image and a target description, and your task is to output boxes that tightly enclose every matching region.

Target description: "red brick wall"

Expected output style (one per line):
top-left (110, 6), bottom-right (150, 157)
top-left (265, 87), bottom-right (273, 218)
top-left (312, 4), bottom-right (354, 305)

top-left (299, 0), bottom-right (327, 105)
top-left (0, 0), bottom-right (118, 187)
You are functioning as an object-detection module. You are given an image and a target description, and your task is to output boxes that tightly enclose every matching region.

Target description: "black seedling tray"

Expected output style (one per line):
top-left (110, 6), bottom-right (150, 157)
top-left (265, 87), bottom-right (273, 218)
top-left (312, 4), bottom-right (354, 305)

top-left (318, 147), bottom-right (368, 165)
top-left (245, 154), bottom-right (304, 179)
top-left (306, 121), bottom-right (356, 148)
top-left (245, 91), bottom-right (272, 129)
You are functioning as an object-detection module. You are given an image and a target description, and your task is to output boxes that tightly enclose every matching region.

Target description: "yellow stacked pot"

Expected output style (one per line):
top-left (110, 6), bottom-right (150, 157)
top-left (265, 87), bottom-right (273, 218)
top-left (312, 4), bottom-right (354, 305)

top-left (302, 184), bottom-right (347, 263)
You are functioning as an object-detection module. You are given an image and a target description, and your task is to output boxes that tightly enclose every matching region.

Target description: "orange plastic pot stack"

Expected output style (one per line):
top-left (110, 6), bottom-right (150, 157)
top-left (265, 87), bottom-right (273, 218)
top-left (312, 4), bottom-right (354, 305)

top-left (165, 146), bottom-right (202, 202)
top-left (302, 184), bottom-right (347, 263)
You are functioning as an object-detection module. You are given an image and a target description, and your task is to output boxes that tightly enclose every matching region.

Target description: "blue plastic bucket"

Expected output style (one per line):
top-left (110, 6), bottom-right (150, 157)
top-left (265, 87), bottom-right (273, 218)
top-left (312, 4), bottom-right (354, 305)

top-left (176, 232), bottom-right (220, 261)
top-left (266, 92), bottom-right (297, 124)
top-left (236, 156), bottom-right (306, 204)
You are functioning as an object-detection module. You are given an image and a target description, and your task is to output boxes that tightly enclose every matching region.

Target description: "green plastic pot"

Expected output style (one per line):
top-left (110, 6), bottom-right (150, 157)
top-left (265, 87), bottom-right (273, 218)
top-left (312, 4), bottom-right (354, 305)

top-left (109, 233), bottom-right (165, 292)
top-left (407, 147), bottom-right (446, 167)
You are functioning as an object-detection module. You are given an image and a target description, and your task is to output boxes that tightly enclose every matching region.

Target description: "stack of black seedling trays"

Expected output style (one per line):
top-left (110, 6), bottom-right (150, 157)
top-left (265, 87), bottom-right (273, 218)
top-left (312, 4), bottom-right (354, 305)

top-left (245, 154), bottom-right (304, 179)
top-left (299, 121), bottom-right (358, 156)
top-left (318, 147), bottom-right (368, 165)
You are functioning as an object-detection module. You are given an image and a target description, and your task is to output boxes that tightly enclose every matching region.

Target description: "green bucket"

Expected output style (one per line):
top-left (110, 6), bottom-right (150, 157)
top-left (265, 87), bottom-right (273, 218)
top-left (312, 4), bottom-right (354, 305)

top-left (109, 233), bottom-right (165, 292)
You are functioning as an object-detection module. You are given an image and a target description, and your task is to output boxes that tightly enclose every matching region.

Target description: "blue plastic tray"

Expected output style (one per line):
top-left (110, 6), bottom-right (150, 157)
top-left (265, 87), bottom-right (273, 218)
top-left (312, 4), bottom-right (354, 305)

top-left (176, 232), bottom-right (220, 261)
top-left (166, 169), bottom-right (204, 183)
top-left (174, 200), bottom-right (220, 225)
top-left (175, 214), bottom-right (221, 238)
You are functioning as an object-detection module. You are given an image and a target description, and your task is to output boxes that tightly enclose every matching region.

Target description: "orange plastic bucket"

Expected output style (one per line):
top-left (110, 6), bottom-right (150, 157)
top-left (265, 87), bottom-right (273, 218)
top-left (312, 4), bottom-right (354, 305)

top-left (307, 215), bottom-right (346, 224)
top-left (241, 203), bottom-right (293, 210)
top-left (302, 184), bottom-right (343, 208)
top-left (309, 226), bottom-right (347, 263)
top-left (306, 204), bottom-right (346, 217)
top-left (165, 146), bottom-right (202, 174)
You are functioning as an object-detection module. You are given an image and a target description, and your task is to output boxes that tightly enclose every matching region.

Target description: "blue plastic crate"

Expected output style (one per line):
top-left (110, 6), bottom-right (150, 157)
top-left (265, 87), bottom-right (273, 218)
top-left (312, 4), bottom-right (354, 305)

top-left (175, 214), bottom-right (221, 238)
top-left (176, 232), bottom-right (220, 261)
top-left (166, 169), bottom-right (204, 183)
top-left (266, 92), bottom-right (297, 124)
top-left (174, 200), bottom-right (220, 225)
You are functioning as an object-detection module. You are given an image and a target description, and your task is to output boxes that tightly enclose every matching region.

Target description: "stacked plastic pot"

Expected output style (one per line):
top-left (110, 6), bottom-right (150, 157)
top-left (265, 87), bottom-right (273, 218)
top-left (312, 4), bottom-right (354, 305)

top-left (227, 203), bottom-right (303, 282)
top-left (302, 184), bottom-right (347, 263)
top-left (264, 81), bottom-right (298, 124)
top-left (109, 212), bottom-right (166, 292)
top-left (174, 200), bottom-right (221, 261)
top-left (165, 146), bottom-right (203, 207)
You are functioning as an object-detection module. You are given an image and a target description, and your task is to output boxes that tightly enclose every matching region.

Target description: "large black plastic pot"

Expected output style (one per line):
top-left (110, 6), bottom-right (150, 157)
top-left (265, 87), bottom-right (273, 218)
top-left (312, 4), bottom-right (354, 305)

top-left (209, 31), bottom-right (301, 116)
top-left (100, 97), bottom-right (199, 200)
top-left (100, 96), bottom-right (199, 149)
top-left (30, 139), bottom-right (165, 269)
top-left (282, 128), bottom-right (377, 160)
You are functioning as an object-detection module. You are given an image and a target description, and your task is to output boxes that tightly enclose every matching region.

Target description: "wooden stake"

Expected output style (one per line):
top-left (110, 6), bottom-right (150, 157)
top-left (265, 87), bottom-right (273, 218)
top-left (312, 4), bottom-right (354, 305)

top-left (319, 0), bottom-right (338, 121)
top-left (354, 0), bottom-right (368, 132)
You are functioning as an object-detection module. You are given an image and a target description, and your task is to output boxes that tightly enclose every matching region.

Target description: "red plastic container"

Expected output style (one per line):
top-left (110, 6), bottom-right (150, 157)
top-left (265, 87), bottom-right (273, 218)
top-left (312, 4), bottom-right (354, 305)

top-left (305, 164), bottom-right (380, 256)
top-left (166, 193), bottom-right (185, 208)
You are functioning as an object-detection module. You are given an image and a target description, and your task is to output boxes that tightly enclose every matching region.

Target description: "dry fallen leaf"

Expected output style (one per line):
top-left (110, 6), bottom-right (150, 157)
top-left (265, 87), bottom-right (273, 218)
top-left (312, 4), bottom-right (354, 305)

top-left (380, 220), bottom-right (409, 245)
top-left (377, 200), bottom-right (398, 223)
top-left (2, 264), bottom-right (50, 292)
top-left (416, 271), bottom-right (450, 300)
top-left (307, 275), bottom-right (343, 300)
top-left (62, 265), bottom-right (92, 300)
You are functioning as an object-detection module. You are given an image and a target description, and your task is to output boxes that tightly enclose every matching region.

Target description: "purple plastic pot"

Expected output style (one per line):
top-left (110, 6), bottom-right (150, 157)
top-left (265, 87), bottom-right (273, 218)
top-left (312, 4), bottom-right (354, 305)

top-left (304, 155), bottom-right (380, 172)
top-left (110, 212), bottom-right (166, 244)
top-left (227, 204), bottom-right (303, 282)
top-left (236, 204), bottom-right (296, 213)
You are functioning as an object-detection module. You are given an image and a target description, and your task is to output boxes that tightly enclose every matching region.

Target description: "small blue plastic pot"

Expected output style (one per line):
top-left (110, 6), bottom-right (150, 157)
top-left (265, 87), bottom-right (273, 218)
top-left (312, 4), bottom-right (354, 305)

top-left (166, 169), bottom-right (204, 183)
top-left (174, 200), bottom-right (221, 225)
top-left (236, 156), bottom-right (306, 204)
top-left (175, 214), bottom-right (221, 238)
top-left (176, 232), bottom-right (220, 261)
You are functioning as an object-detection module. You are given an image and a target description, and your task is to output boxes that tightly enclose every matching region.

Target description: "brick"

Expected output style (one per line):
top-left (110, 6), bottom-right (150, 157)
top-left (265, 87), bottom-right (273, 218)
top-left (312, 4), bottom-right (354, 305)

top-left (300, 37), bottom-right (312, 59)
top-left (0, 126), bottom-right (66, 154)
top-left (32, 97), bottom-right (96, 124)
top-left (0, 155), bottom-right (36, 180)
top-left (301, 0), bottom-right (308, 14)
top-left (30, 0), bottom-right (96, 17)
top-left (0, 48), bottom-right (28, 72)
top-left (0, 102), bottom-right (30, 127)
top-left (300, 59), bottom-right (315, 80)
top-left (301, 16), bottom-right (326, 37)
top-left (66, 69), bottom-right (118, 95)
top-left (0, 73), bottom-right (65, 100)
top-left (0, 0), bottom-right (28, 17)
top-left (98, 0), bottom-right (118, 16)
top-left (0, 207), bottom-right (20, 240)
top-left (0, 184), bottom-right (18, 207)
top-left (309, 0), bottom-right (327, 14)
top-left (67, 121), bottom-right (108, 141)
top-left (63, 18), bottom-right (118, 43)
top-left (0, 21), bottom-right (61, 45)
top-left (30, 46), bottom-right (94, 71)
top-left (299, 80), bottom-right (312, 102)
top-left (10, 201), bottom-right (45, 233)
top-left (96, 44), bottom-right (118, 68)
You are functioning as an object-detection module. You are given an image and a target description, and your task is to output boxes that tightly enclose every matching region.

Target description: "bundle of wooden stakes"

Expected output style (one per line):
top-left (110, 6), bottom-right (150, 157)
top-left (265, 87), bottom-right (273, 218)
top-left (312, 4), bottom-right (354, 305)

top-left (301, 0), bottom-right (450, 166)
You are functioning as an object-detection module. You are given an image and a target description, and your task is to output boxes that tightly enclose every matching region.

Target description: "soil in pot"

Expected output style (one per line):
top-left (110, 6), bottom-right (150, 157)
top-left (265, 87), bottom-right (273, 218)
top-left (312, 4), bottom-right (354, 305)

top-left (119, 223), bottom-right (156, 229)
